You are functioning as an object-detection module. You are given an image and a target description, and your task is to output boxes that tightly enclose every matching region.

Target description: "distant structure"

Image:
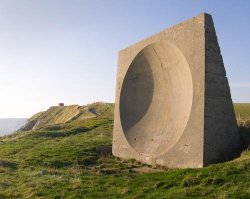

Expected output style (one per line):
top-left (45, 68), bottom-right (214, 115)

top-left (58, 103), bottom-right (64, 107)
top-left (112, 13), bottom-right (242, 168)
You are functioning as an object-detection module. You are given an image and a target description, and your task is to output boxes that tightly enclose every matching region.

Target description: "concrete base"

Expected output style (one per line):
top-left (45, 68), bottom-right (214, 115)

top-left (112, 13), bottom-right (242, 168)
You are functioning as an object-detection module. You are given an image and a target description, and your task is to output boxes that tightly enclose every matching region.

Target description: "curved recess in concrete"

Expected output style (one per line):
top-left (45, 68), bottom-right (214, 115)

top-left (120, 41), bottom-right (193, 156)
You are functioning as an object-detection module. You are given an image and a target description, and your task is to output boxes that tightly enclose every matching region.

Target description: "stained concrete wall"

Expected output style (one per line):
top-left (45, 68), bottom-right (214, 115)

top-left (113, 13), bottom-right (241, 168)
top-left (204, 15), bottom-right (242, 165)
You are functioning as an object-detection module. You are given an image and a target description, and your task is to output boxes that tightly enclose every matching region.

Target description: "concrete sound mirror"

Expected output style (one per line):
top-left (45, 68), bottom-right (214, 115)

top-left (112, 13), bottom-right (241, 168)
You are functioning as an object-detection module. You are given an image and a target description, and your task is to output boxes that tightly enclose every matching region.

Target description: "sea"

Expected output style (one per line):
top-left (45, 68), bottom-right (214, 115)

top-left (0, 118), bottom-right (27, 136)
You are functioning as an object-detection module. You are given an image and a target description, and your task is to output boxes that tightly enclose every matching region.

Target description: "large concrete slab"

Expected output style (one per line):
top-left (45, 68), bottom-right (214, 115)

top-left (112, 13), bottom-right (242, 168)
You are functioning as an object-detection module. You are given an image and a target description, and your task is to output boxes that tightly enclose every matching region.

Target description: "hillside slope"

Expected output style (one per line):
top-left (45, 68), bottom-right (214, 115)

top-left (234, 103), bottom-right (250, 123)
top-left (0, 103), bottom-right (249, 198)
top-left (19, 102), bottom-right (114, 131)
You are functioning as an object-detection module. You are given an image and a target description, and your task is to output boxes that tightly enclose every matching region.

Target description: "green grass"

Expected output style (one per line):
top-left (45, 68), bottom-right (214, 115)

top-left (234, 103), bottom-right (250, 121)
top-left (0, 103), bottom-right (249, 198)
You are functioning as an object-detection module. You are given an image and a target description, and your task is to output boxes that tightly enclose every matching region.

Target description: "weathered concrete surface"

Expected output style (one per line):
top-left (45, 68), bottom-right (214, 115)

top-left (113, 13), bottom-right (242, 168)
top-left (203, 15), bottom-right (241, 166)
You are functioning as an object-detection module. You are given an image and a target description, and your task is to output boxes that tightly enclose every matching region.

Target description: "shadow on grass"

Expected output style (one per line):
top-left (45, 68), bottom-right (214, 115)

top-left (32, 126), bottom-right (91, 138)
top-left (43, 155), bottom-right (98, 169)
top-left (239, 124), bottom-right (250, 150)
top-left (0, 160), bottom-right (17, 169)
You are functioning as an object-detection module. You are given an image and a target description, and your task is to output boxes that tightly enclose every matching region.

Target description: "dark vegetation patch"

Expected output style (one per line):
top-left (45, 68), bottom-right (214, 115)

top-left (0, 160), bottom-right (17, 169)
top-left (235, 103), bottom-right (250, 150)
top-left (33, 126), bottom-right (91, 138)
top-left (238, 122), bottom-right (250, 150)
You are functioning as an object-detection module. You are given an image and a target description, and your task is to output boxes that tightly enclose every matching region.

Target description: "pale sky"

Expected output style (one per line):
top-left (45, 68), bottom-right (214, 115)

top-left (0, 0), bottom-right (250, 118)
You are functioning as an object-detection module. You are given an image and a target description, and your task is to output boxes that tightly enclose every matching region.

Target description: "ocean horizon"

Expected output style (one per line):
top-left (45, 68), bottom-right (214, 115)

top-left (0, 118), bottom-right (27, 136)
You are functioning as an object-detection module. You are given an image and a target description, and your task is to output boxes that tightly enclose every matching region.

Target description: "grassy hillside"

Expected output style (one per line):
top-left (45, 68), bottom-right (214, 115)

top-left (0, 103), bottom-right (249, 198)
top-left (20, 103), bottom-right (114, 131)
top-left (234, 103), bottom-right (250, 124)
